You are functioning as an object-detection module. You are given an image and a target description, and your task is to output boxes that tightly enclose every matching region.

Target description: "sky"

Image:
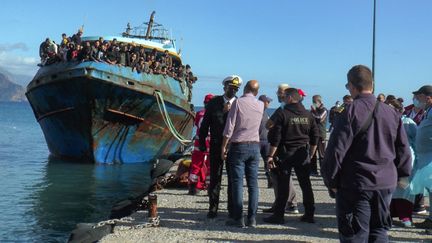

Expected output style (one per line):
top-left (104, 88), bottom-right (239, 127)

top-left (0, 0), bottom-right (431, 108)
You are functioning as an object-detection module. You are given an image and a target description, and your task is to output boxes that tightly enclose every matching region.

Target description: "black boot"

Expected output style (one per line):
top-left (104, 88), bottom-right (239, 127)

top-left (188, 184), bottom-right (197, 195)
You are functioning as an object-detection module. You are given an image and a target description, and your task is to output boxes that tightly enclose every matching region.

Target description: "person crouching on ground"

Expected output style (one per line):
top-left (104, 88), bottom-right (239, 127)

top-left (221, 80), bottom-right (264, 228)
top-left (188, 94), bottom-right (214, 195)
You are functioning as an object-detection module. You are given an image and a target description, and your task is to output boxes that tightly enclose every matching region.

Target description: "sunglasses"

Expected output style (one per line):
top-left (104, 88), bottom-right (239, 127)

top-left (345, 83), bottom-right (350, 90)
top-left (227, 86), bottom-right (239, 91)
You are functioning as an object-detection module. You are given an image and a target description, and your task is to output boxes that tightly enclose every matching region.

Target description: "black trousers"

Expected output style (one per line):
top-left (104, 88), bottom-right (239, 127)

top-left (259, 141), bottom-right (271, 184)
top-left (336, 188), bottom-right (393, 243)
top-left (311, 137), bottom-right (325, 173)
top-left (273, 146), bottom-right (314, 218)
top-left (208, 141), bottom-right (232, 216)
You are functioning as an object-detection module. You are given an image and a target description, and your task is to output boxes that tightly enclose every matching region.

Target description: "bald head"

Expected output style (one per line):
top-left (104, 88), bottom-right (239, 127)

top-left (244, 80), bottom-right (260, 96)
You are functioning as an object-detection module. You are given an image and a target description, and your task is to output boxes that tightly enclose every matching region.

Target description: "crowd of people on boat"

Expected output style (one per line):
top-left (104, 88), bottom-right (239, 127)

top-left (38, 29), bottom-right (197, 85)
top-left (183, 66), bottom-right (431, 241)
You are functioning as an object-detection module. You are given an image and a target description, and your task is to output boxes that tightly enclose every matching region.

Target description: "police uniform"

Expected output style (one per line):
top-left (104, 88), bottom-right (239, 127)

top-left (322, 93), bottom-right (412, 242)
top-left (264, 102), bottom-right (319, 223)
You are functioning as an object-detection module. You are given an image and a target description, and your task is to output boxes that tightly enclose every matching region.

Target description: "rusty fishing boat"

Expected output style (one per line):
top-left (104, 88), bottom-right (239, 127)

top-left (26, 12), bottom-right (194, 164)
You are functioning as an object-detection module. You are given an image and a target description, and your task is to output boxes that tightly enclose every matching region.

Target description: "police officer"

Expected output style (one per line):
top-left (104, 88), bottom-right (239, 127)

top-left (321, 65), bottom-right (412, 242)
top-left (263, 84), bottom-right (299, 214)
top-left (199, 75), bottom-right (242, 218)
top-left (263, 88), bottom-right (319, 224)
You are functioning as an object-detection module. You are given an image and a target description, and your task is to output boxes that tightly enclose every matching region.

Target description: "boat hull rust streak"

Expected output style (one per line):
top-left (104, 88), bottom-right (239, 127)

top-left (26, 62), bottom-right (194, 164)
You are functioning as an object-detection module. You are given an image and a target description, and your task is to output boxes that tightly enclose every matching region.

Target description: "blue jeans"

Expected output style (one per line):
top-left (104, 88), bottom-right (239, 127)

top-left (227, 143), bottom-right (260, 221)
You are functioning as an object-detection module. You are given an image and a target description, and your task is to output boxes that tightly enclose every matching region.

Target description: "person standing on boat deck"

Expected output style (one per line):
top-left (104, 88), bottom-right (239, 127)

top-left (71, 29), bottom-right (83, 46)
top-left (161, 50), bottom-right (172, 69)
top-left (90, 41), bottom-right (101, 62)
top-left (60, 33), bottom-right (70, 46)
top-left (321, 65), bottom-right (412, 242)
top-left (199, 75), bottom-right (242, 219)
top-left (188, 94), bottom-right (214, 195)
top-left (221, 80), bottom-right (264, 228)
top-left (310, 95), bottom-right (328, 176)
top-left (263, 88), bottom-right (319, 224)
top-left (263, 84), bottom-right (299, 215)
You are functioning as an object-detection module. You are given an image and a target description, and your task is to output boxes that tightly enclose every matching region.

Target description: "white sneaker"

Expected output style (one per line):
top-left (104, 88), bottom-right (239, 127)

top-left (414, 209), bottom-right (428, 215)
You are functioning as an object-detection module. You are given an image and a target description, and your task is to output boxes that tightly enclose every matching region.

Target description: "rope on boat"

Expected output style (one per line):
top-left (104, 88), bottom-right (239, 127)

top-left (154, 90), bottom-right (192, 145)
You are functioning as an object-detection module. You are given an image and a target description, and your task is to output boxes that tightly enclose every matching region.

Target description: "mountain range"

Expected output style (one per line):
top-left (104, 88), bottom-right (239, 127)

top-left (0, 67), bottom-right (32, 102)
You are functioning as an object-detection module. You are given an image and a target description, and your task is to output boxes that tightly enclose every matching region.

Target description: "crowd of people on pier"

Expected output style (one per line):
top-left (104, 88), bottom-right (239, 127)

top-left (38, 30), bottom-right (197, 84)
top-left (185, 65), bottom-right (432, 241)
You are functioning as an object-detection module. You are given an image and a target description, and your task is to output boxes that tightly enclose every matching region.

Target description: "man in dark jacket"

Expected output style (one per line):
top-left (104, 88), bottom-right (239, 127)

top-left (321, 65), bottom-right (412, 242)
top-left (310, 95), bottom-right (328, 175)
top-left (258, 95), bottom-right (273, 188)
top-left (199, 75), bottom-right (242, 218)
top-left (263, 88), bottom-right (319, 224)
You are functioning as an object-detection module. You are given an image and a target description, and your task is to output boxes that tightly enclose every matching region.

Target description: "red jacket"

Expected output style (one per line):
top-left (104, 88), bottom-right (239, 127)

top-left (403, 104), bottom-right (424, 125)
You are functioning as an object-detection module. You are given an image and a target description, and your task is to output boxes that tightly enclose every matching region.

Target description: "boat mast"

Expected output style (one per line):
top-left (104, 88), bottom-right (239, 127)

top-left (145, 11), bottom-right (156, 40)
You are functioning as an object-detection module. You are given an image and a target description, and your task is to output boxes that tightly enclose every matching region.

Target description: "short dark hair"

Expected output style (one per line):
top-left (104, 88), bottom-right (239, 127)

top-left (387, 98), bottom-right (403, 113)
top-left (385, 94), bottom-right (396, 103)
top-left (342, 95), bottom-right (353, 101)
top-left (285, 88), bottom-right (301, 102)
top-left (312, 95), bottom-right (322, 103)
top-left (347, 65), bottom-right (373, 91)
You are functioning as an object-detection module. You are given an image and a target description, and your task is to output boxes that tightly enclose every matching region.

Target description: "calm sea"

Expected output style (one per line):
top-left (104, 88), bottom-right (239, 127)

top-left (0, 102), bottom-right (152, 242)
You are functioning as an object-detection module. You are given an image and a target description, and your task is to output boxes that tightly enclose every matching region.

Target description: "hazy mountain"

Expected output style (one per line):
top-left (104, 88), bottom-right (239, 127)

top-left (0, 67), bottom-right (33, 86)
top-left (0, 71), bottom-right (27, 102)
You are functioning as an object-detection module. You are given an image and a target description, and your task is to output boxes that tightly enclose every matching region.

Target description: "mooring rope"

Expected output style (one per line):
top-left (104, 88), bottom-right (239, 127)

top-left (154, 90), bottom-right (192, 145)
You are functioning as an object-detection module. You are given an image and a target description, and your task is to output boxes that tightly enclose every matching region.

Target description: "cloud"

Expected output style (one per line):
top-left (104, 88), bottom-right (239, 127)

top-left (198, 75), bottom-right (224, 81)
top-left (0, 42), bottom-right (37, 76)
top-left (0, 53), bottom-right (38, 76)
top-left (0, 42), bottom-right (29, 53)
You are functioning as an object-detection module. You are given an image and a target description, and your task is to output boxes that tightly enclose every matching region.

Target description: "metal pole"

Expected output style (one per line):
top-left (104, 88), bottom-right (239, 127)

top-left (145, 11), bottom-right (156, 40)
top-left (372, 0), bottom-right (376, 93)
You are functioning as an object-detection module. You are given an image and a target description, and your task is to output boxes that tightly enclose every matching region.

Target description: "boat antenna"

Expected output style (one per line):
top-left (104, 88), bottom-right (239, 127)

top-left (81, 13), bottom-right (87, 33)
top-left (145, 11), bottom-right (156, 40)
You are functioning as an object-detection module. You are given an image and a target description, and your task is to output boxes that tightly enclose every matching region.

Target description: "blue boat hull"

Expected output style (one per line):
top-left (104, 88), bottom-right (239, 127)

top-left (26, 62), bottom-right (194, 164)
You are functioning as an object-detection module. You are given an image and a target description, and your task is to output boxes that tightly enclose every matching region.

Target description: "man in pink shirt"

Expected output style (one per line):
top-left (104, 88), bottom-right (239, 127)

top-left (221, 80), bottom-right (264, 228)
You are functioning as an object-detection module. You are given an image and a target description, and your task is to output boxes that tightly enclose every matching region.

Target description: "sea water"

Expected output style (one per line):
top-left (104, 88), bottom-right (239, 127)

top-left (0, 102), bottom-right (152, 242)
